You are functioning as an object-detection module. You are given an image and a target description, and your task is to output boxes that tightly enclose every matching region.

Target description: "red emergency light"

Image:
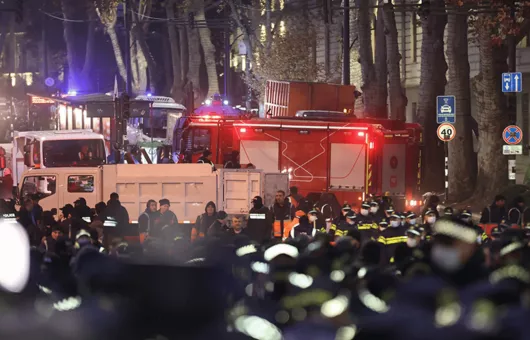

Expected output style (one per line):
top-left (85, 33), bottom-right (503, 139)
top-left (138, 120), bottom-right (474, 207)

top-left (199, 115), bottom-right (222, 121)
top-left (0, 147), bottom-right (5, 170)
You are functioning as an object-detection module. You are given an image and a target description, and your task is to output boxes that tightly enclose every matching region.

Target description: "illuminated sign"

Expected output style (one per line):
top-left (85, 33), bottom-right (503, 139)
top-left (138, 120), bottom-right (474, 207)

top-left (31, 96), bottom-right (55, 104)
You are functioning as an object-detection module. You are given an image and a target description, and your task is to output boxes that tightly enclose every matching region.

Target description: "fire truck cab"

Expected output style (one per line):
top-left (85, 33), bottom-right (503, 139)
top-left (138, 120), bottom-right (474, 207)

top-left (173, 115), bottom-right (422, 212)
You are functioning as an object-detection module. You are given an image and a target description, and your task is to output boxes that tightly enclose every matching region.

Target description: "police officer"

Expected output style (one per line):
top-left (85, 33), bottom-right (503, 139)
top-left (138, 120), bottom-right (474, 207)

top-left (288, 215), bottom-right (317, 239)
top-left (421, 208), bottom-right (437, 239)
top-left (197, 150), bottom-right (216, 171)
top-left (405, 227), bottom-right (422, 248)
top-left (459, 208), bottom-right (487, 244)
top-left (320, 217), bottom-right (337, 238)
top-left (335, 210), bottom-right (356, 239)
top-left (377, 212), bottom-right (407, 264)
top-left (369, 201), bottom-right (384, 222)
top-left (334, 204), bottom-right (351, 226)
top-left (357, 201), bottom-right (377, 244)
top-left (404, 212), bottom-right (418, 228)
top-left (307, 208), bottom-right (322, 232)
top-left (443, 206), bottom-right (454, 218)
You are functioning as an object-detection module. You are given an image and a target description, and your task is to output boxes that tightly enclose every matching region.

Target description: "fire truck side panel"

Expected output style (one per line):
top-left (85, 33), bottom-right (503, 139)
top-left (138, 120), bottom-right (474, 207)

top-left (329, 143), bottom-right (366, 190)
top-left (381, 142), bottom-right (407, 196)
top-left (239, 140), bottom-right (279, 172)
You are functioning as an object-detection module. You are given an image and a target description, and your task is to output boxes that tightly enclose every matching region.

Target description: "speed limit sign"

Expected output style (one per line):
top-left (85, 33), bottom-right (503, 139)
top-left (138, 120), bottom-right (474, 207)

top-left (437, 123), bottom-right (456, 142)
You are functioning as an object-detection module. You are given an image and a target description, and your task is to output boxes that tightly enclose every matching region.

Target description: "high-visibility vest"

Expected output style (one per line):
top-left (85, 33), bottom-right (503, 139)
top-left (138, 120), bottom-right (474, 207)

top-left (290, 224), bottom-right (317, 239)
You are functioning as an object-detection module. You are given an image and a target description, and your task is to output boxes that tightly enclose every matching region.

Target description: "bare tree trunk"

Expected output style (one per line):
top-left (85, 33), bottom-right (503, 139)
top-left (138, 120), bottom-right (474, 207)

top-left (373, 0), bottom-right (388, 118)
top-left (179, 25), bottom-right (189, 83)
top-left (446, 10), bottom-right (475, 201)
top-left (131, 7), bottom-right (161, 93)
top-left (107, 27), bottom-right (127, 82)
top-left (80, 3), bottom-right (97, 88)
top-left (166, 0), bottom-right (183, 101)
top-left (187, 17), bottom-right (203, 106)
top-left (383, 2), bottom-right (406, 121)
top-left (355, 0), bottom-right (387, 118)
top-left (162, 32), bottom-right (174, 95)
top-left (473, 16), bottom-right (509, 200)
top-left (197, 2), bottom-right (220, 97)
top-left (416, 0), bottom-right (447, 193)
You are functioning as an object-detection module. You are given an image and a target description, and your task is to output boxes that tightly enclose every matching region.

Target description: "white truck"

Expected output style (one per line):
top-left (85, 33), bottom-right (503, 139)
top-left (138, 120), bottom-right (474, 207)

top-left (17, 164), bottom-right (288, 224)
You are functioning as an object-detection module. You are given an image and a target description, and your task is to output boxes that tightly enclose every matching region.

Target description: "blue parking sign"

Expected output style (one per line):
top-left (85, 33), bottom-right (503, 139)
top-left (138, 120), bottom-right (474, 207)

top-left (502, 72), bottom-right (522, 93)
top-left (437, 96), bottom-right (456, 124)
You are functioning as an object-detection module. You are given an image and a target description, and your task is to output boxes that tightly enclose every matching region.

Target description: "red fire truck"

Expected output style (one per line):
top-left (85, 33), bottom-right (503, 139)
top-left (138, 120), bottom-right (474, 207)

top-left (173, 115), bottom-right (423, 211)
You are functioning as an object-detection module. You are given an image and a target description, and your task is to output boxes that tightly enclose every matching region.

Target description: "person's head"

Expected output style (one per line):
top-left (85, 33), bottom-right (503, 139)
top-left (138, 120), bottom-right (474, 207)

top-left (308, 210), bottom-right (318, 223)
top-left (515, 196), bottom-right (525, 208)
top-left (444, 207), bottom-right (454, 216)
top-left (95, 201), bottom-right (106, 215)
top-left (425, 210), bottom-right (436, 224)
top-left (217, 211), bottom-right (228, 224)
top-left (74, 197), bottom-right (87, 207)
top-left (159, 199), bottom-right (170, 214)
top-left (360, 202), bottom-right (370, 216)
top-left (389, 214), bottom-right (400, 228)
top-left (251, 196), bottom-right (263, 209)
top-left (289, 186), bottom-right (298, 196)
top-left (406, 212), bottom-right (417, 225)
top-left (431, 218), bottom-right (479, 273)
top-left (342, 204), bottom-right (351, 216)
top-left (203, 150), bottom-right (212, 160)
top-left (51, 226), bottom-right (61, 240)
top-left (385, 207), bottom-right (394, 218)
top-left (378, 219), bottom-right (388, 231)
top-left (60, 204), bottom-right (74, 219)
top-left (275, 190), bottom-right (286, 204)
top-left (23, 198), bottom-right (34, 212)
top-left (494, 195), bottom-right (506, 208)
top-left (406, 228), bottom-right (421, 248)
top-left (232, 216), bottom-right (243, 231)
top-left (325, 218), bottom-right (333, 228)
top-left (205, 201), bottom-right (216, 215)
top-left (110, 192), bottom-right (119, 201)
top-left (147, 199), bottom-right (157, 212)
top-left (459, 209), bottom-right (472, 224)
top-left (31, 194), bottom-right (40, 204)
top-left (369, 201), bottom-right (379, 214)
top-left (345, 210), bottom-right (356, 225)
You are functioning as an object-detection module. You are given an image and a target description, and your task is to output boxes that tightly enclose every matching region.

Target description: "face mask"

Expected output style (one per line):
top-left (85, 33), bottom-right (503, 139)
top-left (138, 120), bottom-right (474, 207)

top-left (431, 245), bottom-right (462, 273)
top-left (347, 220), bottom-right (355, 225)
top-left (462, 217), bottom-right (471, 223)
top-left (390, 221), bottom-right (400, 228)
top-left (309, 215), bottom-right (317, 222)
top-left (326, 222), bottom-right (332, 228)
top-left (342, 210), bottom-right (349, 216)
top-left (400, 220), bottom-right (406, 226)
top-left (360, 209), bottom-right (369, 216)
top-left (409, 219), bottom-right (417, 225)
top-left (427, 216), bottom-right (436, 224)
top-left (370, 207), bottom-right (378, 214)
top-left (407, 238), bottom-right (417, 248)
top-left (476, 235), bottom-right (482, 244)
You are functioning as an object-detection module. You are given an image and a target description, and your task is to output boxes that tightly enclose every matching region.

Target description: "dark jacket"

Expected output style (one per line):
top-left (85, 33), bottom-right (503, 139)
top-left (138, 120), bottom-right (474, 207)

top-left (508, 206), bottom-right (530, 225)
top-left (192, 201), bottom-right (218, 240)
top-left (73, 204), bottom-right (92, 220)
top-left (138, 208), bottom-right (161, 234)
top-left (246, 205), bottom-right (272, 243)
top-left (106, 200), bottom-right (130, 228)
top-left (152, 210), bottom-right (178, 238)
top-left (480, 203), bottom-right (507, 224)
top-left (198, 157), bottom-right (216, 171)
top-left (207, 220), bottom-right (230, 238)
top-left (18, 207), bottom-right (38, 229)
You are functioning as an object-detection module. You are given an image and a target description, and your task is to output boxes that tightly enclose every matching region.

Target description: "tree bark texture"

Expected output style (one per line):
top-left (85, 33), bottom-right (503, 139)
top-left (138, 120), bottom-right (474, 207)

top-left (197, 2), bottom-right (220, 97)
top-left (187, 16), bottom-right (203, 106)
top-left (355, 0), bottom-right (387, 118)
top-left (373, 0), bottom-right (388, 118)
top-left (473, 16), bottom-right (509, 200)
top-left (383, 2), bottom-right (406, 121)
top-left (446, 10), bottom-right (476, 201)
top-left (417, 0), bottom-right (447, 193)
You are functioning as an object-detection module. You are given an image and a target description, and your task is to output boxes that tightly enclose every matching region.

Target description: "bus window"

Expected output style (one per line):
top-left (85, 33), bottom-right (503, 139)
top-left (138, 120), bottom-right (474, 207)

top-left (21, 175), bottom-right (56, 200)
top-left (42, 139), bottom-right (106, 167)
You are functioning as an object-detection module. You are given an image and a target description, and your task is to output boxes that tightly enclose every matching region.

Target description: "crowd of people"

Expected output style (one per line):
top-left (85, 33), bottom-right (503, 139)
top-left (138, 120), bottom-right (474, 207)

top-left (1, 188), bottom-right (530, 339)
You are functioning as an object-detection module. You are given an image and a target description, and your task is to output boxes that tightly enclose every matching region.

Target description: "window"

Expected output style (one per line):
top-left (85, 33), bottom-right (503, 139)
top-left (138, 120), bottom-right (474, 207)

top-left (191, 128), bottom-right (211, 152)
top-left (67, 175), bottom-right (95, 193)
top-left (42, 139), bottom-right (106, 167)
top-left (21, 175), bottom-right (56, 199)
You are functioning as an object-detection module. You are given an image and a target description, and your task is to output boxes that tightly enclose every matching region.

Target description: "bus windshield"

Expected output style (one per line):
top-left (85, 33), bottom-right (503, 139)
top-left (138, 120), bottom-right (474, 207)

top-left (42, 139), bottom-right (106, 167)
top-left (135, 108), bottom-right (184, 139)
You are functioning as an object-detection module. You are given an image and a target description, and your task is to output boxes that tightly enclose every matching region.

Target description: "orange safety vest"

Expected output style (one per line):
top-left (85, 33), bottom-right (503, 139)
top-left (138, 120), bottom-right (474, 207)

top-left (284, 218), bottom-right (300, 239)
top-left (190, 228), bottom-right (206, 242)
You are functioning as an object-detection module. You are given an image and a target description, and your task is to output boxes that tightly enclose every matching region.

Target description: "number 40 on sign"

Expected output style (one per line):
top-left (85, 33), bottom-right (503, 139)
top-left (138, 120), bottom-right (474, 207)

top-left (437, 123), bottom-right (456, 142)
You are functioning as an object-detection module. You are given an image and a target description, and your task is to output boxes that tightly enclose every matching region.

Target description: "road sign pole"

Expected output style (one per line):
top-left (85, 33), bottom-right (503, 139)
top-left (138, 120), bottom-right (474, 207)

top-left (444, 142), bottom-right (449, 203)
